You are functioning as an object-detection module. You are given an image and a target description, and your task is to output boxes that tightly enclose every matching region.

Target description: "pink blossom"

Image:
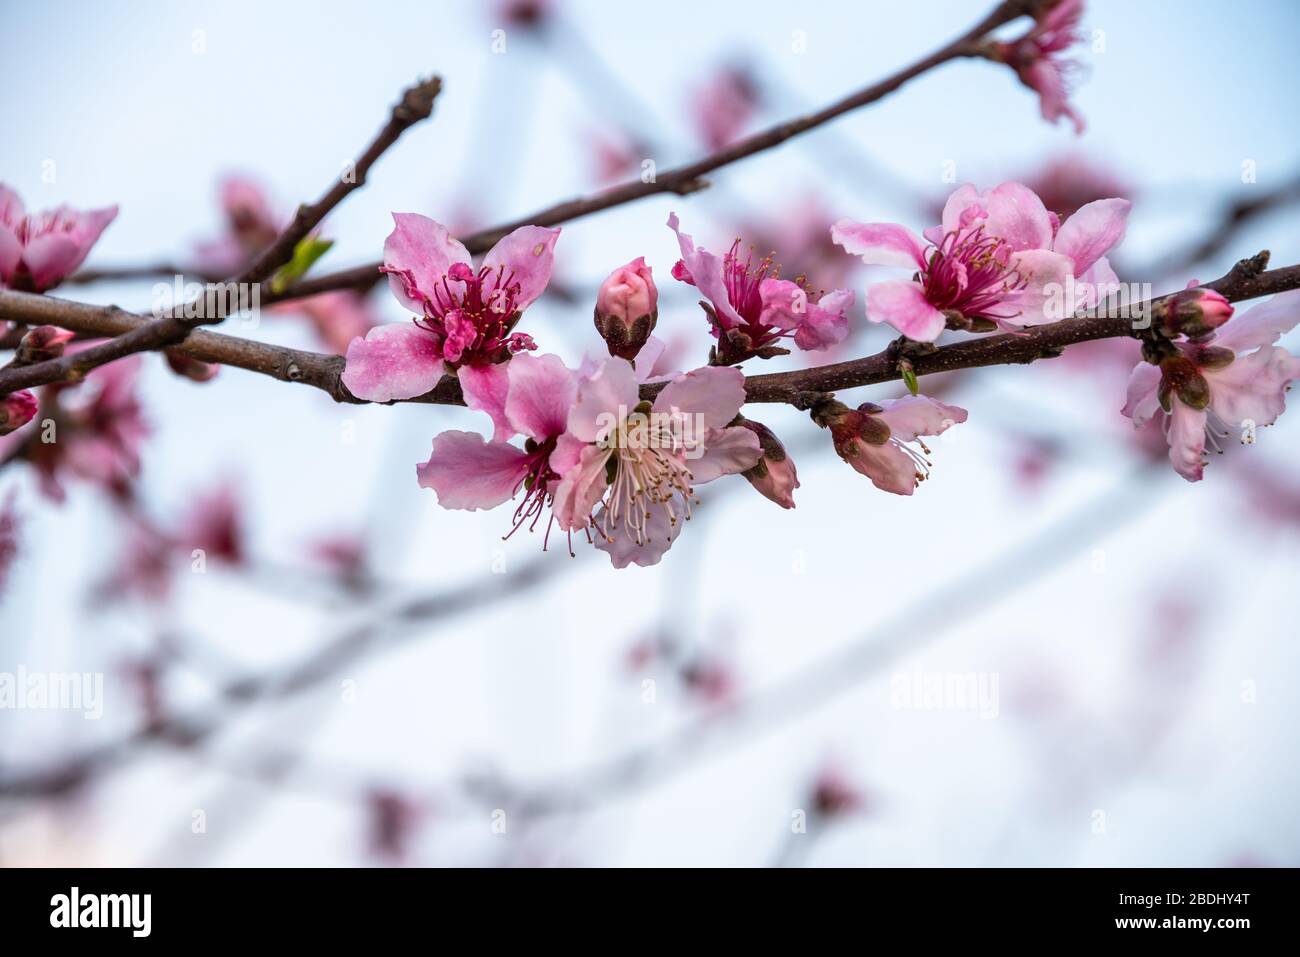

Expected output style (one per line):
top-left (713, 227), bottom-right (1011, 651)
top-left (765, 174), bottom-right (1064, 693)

top-left (193, 174), bottom-right (282, 274)
top-left (343, 214), bottom-right (559, 427)
top-left (668, 213), bottom-right (853, 364)
top-left (1122, 290), bottom-right (1300, 482)
top-left (1, 355), bottom-right (149, 502)
top-left (551, 358), bottom-right (761, 567)
top-left (594, 256), bottom-right (658, 360)
top-left (183, 485), bottom-right (245, 566)
top-left (0, 184), bottom-right (117, 292)
top-left (417, 353), bottom-right (579, 547)
top-left (811, 764), bottom-right (866, 818)
top-left (0, 390), bottom-right (38, 436)
top-left (816, 395), bottom-right (968, 495)
top-left (833, 181), bottom-right (1128, 341)
top-left (689, 66), bottom-right (760, 151)
top-left (995, 0), bottom-right (1087, 133)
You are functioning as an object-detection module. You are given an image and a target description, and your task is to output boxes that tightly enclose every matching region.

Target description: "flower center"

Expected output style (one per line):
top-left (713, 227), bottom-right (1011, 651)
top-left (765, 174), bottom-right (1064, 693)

top-left (598, 410), bottom-right (698, 546)
top-left (921, 226), bottom-right (1027, 321)
top-left (506, 436), bottom-right (562, 546)
top-left (415, 262), bottom-right (533, 366)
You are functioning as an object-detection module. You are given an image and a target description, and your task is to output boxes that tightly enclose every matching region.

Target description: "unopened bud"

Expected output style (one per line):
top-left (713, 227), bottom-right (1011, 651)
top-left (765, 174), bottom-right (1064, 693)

top-left (594, 257), bottom-right (658, 360)
top-left (1156, 288), bottom-right (1234, 340)
top-left (15, 326), bottom-right (76, 365)
top-left (737, 417), bottom-right (799, 509)
top-left (164, 349), bottom-right (220, 383)
top-left (0, 390), bottom-right (38, 435)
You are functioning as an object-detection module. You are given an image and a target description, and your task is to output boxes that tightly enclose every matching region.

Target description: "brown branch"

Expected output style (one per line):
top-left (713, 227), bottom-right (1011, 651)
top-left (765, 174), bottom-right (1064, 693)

top-left (0, 75), bottom-right (443, 396)
top-left (263, 0), bottom-right (1036, 305)
top-left (4, 254), bottom-right (1298, 410)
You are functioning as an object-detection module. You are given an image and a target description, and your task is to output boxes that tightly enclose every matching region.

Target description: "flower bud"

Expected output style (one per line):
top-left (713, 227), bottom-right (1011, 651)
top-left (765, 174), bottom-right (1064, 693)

top-left (0, 390), bottom-right (38, 436)
top-left (164, 349), bottom-right (220, 383)
top-left (737, 417), bottom-right (799, 509)
top-left (594, 257), bottom-right (658, 360)
top-left (15, 326), bottom-right (76, 365)
top-left (1156, 288), bottom-right (1234, 340)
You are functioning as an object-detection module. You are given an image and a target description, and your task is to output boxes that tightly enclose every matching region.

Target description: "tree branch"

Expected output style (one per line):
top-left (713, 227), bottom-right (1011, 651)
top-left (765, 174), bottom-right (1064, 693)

top-left (0, 75), bottom-right (443, 395)
top-left (4, 255), bottom-right (1298, 408)
top-left (261, 0), bottom-right (1036, 305)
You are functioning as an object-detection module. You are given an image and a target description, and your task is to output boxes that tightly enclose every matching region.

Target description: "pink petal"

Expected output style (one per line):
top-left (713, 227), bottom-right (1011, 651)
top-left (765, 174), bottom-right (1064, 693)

top-left (1004, 248), bottom-right (1076, 324)
top-left (341, 323), bottom-right (445, 402)
top-left (551, 444), bottom-right (610, 530)
top-left (459, 362), bottom-right (513, 441)
top-left (416, 431), bottom-right (528, 510)
top-left (1053, 199), bottom-right (1131, 275)
top-left (847, 439), bottom-right (922, 495)
top-left (653, 365), bottom-right (746, 432)
top-left (481, 225), bottom-right (560, 312)
top-left (830, 220), bottom-right (928, 269)
top-left (1121, 362), bottom-right (1161, 426)
top-left (667, 213), bottom-right (745, 328)
top-left (0, 223), bottom-right (20, 283)
top-left (567, 357), bottom-right (640, 444)
top-left (865, 280), bottom-right (946, 342)
top-left (1205, 345), bottom-right (1300, 429)
top-left (382, 213), bottom-right (471, 314)
top-left (504, 352), bottom-right (576, 441)
top-left (1213, 290), bottom-right (1300, 354)
top-left (877, 395), bottom-right (967, 442)
top-left (982, 182), bottom-right (1055, 251)
top-left (686, 426), bottom-right (761, 484)
top-left (593, 501), bottom-right (681, 568)
top-left (1166, 400), bottom-right (1206, 483)
top-left (20, 233), bottom-right (83, 291)
top-left (939, 184), bottom-right (983, 237)
top-left (793, 289), bottom-right (853, 351)
top-left (0, 184), bottom-right (27, 224)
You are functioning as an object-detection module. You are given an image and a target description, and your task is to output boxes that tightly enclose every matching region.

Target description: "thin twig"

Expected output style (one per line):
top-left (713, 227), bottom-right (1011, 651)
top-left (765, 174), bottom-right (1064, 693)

top-left (0, 76), bottom-right (443, 395)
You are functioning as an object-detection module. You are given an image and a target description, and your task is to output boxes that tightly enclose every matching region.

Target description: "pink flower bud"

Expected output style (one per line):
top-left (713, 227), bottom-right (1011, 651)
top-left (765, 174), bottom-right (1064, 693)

top-left (738, 418), bottom-right (800, 509)
top-left (164, 349), bottom-right (220, 383)
top-left (15, 325), bottom-right (76, 365)
top-left (1157, 287), bottom-right (1234, 340)
top-left (0, 390), bottom-right (38, 435)
top-left (594, 256), bottom-right (658, 360)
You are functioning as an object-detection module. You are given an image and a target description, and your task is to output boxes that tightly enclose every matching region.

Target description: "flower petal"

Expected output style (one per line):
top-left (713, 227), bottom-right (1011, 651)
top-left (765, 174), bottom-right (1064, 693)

top-left (877, 395), bottom-right (968, 442)
top-left (504, 352), bottom-right (576, 441)
top-left (593, 501), bottom-right (681, 568)
top-left (416, 431), bottom-right (528, 510)
top-left (983, 182), bottom-right (1055, 251)
top-left (1213, 289), bottom-right (1300, 354)
top-left (1205, 345), bottom-right (1300, 430)
top-left (653, 365), bottom-right (746, 432)
top-left (459, 362), bottom-right (513, 441)
top-left (567, 356), bottom-right (640, 443)
top-left (1053, 198), bottom-right (1130, 275)
top-left (667, 212), bottom-right (745, 328)
top-left (1166, 400), bottom-right (1206, 482)
top-left (865, 280), bottom-right (946, 342)
top-left (845, 438), bottom-right (922, 495)
top-left (341, 323), bottom-right (445, 402)
top-left (686, 425), bottom-right (761, 484)
top-left (382, 213), bottom-right (471, 314)
top-left (1004, 248), bottom-right (1076, 324)
top-left (1121, 361), bottom-right (1161, 426)
top-left (0, 223), bottom-right (21, 284)
top-left (551, 443), bottom-right (610, 530)
top-left (830, 220), bottom-right (928, 269)
top-left (481, 225), bottom-right (561, 312)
